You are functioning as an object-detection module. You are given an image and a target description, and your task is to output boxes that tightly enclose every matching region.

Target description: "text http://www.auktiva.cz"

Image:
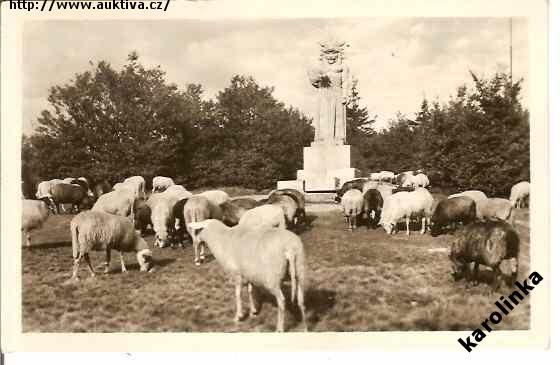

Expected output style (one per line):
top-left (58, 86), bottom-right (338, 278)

top-left (8, 0), bottom-right (171, 12)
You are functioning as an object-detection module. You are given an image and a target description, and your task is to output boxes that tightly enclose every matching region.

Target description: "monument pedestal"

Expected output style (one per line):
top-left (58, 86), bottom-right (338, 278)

top-left (277, 143), bottom-right (360, 192)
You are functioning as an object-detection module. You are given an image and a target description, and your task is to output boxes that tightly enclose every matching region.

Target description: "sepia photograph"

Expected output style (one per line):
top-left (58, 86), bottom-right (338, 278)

top-left (1, 0), bottom-right (550, 352)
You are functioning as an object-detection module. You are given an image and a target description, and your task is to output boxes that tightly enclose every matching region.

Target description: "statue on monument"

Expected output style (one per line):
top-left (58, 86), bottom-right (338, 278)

top-left (307, 39), bottom-right (350, 145)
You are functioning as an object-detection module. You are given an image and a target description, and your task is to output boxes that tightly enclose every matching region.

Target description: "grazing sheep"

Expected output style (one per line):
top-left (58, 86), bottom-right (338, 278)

top-left (123, 176), bottom-right (146, 199)
top-left (361, 180), bottom-right (379, 194)
top-left (335, 178), bottom-right (369, 203)
top-left (430, 196), bottom-right (477, 235)
top-left (163, 184), bottom-right (192, 199)
top-left (510, 181), bottom-right (530, 208)
top-left (50, 183), bottom-right (92, 214)
top-left (430, 192), bottom-right (449, 217)
top-left (152, 176), bottom-right (175, 193)
top-left (379, 171), bottom-right (395, 182)
top-left (35, 181), bottom-right (57, 212)
top-left (268, 189), bottom-right (306, 225)
top-left (267, 194), bottom-right (298, 227)
top-left (412, 173), bottom-right (430, 188)
top-left (171, 198), bottom-right (189, 246)
top-left (449, 221), bottom-right (519, 289)
top-left (197, 190), bottom-right (230, 206)
top-left (134, 199), bottom-right (152, 235)
top-left (70, 211), bottom-right (154, 280)
top-left (477, 198), bottom-right (514, 223)
top-left (238, 204), bottom-right (286, 230)
top-left (148, 193), bottom-right (178, 248)
top-left (396, 171), bottom-right (414, 186)
top-left (189, 219), bottom-right (307, 332)
top-left (92, 190), bottom-right (136, 223)
top-left (448, 190), bottom-right (488, 203)
top-left (220, 198), bottom-right (259, 227)
top-left (375, 183), bottom-right (395, 200)
top-left (183, 195), bottom-right (223, 264)
top-left (22, 199), bottom-right (51, 247)
top-left (370, 172), bottom-right (382, 181)
top-left (379, 188), bottom-right (434, 235)
top-left (341, 189), bottom-right (364, 231)
top-left (362, 188), bottom-right (384, 228)
top-left (93, 180), bottom-right (112, 201)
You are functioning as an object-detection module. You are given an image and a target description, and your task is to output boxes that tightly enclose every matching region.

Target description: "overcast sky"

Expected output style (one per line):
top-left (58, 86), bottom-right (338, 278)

top-left (23, 18), bottom-right (528, 134)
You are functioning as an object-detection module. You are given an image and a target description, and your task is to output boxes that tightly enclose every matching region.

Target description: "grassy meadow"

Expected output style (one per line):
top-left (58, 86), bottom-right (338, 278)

top-left (22, 205), bottom-right (530, 332)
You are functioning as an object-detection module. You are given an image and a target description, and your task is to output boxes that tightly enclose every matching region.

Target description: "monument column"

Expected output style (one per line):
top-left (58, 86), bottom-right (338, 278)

top-left (277, 38), bottom-right (360, 193)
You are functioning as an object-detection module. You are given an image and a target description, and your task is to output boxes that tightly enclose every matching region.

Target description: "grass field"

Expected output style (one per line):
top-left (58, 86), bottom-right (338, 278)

top-left (22, 205), bottom-right (530, 332)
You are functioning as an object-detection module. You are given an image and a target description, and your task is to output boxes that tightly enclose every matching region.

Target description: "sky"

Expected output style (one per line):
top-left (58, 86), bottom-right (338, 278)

top-left (22, 18), bottom-right (528, 134)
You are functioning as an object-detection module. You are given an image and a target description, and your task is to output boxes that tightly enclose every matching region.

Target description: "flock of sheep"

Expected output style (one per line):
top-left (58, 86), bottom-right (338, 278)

top-left (21, 171), bottom-right (530, 331)
top-left (336, 170), bottom-right (529, 289)
top-left (23, 175), bottom-right (308, 332)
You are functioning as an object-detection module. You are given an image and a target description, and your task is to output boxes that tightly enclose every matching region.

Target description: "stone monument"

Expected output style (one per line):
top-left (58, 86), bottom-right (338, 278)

top-left (277, 39), bottom-right (360, 192)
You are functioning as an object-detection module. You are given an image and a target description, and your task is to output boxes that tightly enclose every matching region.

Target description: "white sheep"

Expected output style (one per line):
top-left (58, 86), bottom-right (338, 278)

top-left (198, 190), bottom-right (230, 206)
top-left (510, 181), bottom-right (530, 208)
top-left (370, 172), bottom-right (382, 181)
top-left (92, 190), bottom-right (136, 223)
top-left (341, 189), bottom-right (364, 230)
top-left (147, 193), bottom-right (179, 248)
top-left (361, 180), bottom-right (379, 193)
top-left (477, 198), bottom-right (514, 223)
top-left (163, 184), bottom-right (192, 199)
top-left (448, 190), bottom-right (488, 203)
top-left (123, 176), bottom-right (146, 200)
top-left (22, 199), bottom-right (51, 247)
top-left (70, 211), bottom-right (153, 280)
top-left (238, 204), bottom-right (286, 230)
top-left (188, 219), bottom-right (307, 332)
top-left (183, 195), bottom-right (214, 264)
top-left (267, 194), bottom-right (298, 227)
top-left (379, 187), bottom-right (434, 235)
top-left (152, 176), bottom-right (175, 193)
top-left (412, 173), bottom-right (430, 188)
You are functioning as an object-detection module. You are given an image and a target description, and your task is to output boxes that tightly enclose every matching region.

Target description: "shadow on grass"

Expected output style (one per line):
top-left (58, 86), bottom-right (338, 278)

top-left (255, 284), bottom-right (337, 330)
top-left (293, 214), bottom-right (320, 234)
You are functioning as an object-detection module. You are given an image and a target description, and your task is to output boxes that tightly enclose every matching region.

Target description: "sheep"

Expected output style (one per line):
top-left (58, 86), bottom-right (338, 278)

top-left (92, 190), bottom-right (136, 223)
top-left (70, 211), bottom-right (154, 280)
top-left (379, 187), bottom-right (434, 235)
top-left (134, 199), bottom-right (152, 235)
top-left (163, 184), bottom-right (192, 199)
top-left (448, 190), bottom-right (488, 203)
top-left (430, 196), bottom-right (477, 235)
top-left (183, 195), bottom-right (224, 264)
top-left (35, 181), bottom-right (57, 212)
top-left (219, 198), bottom-right (259, 227)
top-left (197, 190), bottom-right (230, 206)
top-left (188, 219), bottom-right (307, 332)
top-left (22, 199), bottom-right (51, 247)
top-left (375, 183), bottom-right (395, 200)
top-left (396, 171), bottom-right (414, 186)
top-left (362, 188), bottom-right (383, 228)
top-left (335, 178), bottom-right (369, 203)
top-left (449, 221), bottom-right (519, 289)
top-left (379, 171), bottom-right (395, 182)
top-left (267, 194), bottom-right (298, 227)
top-left (123, 176), bottom-right (146, 199)
top-left (370, 172), bottom-right (382, 181)
top-left (477, 198), bottom-right (514, 223)
top-left (341, 189), bottom-right (364, 231)
top-left (152, 176), bottom-right (175, 193)
top-left (412, 173), bottom-right (430, 188)
top-left (361, 180), bottom-right (379, 194)
top-left (50, 183), bottom-right (93, 214)
top-left (238, 204), bottom-right (286, 230)
top-left (148, 193), bottom-right (179, 248)
top-left (510, 181), bottom-right (530, 208)
top-left (268, 189), bottom-right (306, 225)
top-left (400, 174), bottom-right (415, 188)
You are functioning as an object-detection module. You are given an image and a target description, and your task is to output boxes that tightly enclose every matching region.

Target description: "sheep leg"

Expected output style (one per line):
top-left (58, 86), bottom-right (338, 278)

top-left (472, 262), bottom-right (480, 286)
top-left (234, 275), bottom-right (244, 322)
top-left (193, 238), bottom-right (200, 265)
top-left (72, 255), bottom-right (84, 281)
top-left (84, 254), bottom-right (96, 277)
top-left (25, 232), bottom-right (31, 247)
top-left (271, 287), bottom-right (286, 332)
top-left (297, 282), bottom-right (307, 332)
top-left (119, 252), bottom-right (127, 273)
top-left (200, 243), bottom-right (206, 262)
top-left (420, 217), bottom-right (426, 234)
top-left (248, 283), bottom-right (258, 317)
top-left (405, 217), bottom-right (410, 235)
top-left (104, 249), bottom-right (111, 274)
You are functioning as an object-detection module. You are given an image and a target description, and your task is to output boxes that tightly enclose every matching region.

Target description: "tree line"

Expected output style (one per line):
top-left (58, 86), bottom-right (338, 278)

top-left (22, 52), bottom-right (529, 198)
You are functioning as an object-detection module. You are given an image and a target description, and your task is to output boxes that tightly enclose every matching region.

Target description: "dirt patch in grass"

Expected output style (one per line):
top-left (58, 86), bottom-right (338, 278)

top-left (22, 208), bottom-right (530, 332)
